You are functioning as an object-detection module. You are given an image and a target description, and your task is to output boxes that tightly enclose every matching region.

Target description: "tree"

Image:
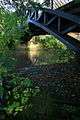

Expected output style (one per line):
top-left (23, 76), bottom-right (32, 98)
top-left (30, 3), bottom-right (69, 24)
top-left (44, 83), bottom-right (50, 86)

top-left (0, 0), bottom-right (43, 16)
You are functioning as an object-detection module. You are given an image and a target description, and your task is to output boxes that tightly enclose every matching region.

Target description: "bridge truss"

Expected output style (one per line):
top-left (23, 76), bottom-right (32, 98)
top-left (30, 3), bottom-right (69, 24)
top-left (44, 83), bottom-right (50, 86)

top-left (28, 0), bottom-right (80, 53)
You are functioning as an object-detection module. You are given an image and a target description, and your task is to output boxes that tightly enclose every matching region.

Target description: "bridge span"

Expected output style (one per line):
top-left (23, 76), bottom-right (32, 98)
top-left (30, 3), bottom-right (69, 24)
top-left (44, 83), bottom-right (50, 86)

top-left (27, 0), bottom-right (80, 53)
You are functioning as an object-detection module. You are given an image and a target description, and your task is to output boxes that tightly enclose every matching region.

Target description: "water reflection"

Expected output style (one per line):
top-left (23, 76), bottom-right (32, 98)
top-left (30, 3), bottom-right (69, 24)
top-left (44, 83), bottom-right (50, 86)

top-left (27, 39), bottom-right (41, 64)
top-left (15, 36), bottom-right (74, 69)
top-left (15, 44), bottom-right (33, 69)
top-left (27, 37), bottom-right (73, 66)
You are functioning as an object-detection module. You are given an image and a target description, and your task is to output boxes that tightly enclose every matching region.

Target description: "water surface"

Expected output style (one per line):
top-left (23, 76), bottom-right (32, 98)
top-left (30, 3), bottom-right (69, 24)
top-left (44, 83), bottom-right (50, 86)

top-left (15, 40), bottom-right (74, 69)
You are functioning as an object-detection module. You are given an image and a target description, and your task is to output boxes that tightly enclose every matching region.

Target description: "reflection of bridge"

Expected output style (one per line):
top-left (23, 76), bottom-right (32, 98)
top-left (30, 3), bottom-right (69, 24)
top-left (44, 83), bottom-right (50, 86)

top-left (28, 0), bottom-right (80, 53)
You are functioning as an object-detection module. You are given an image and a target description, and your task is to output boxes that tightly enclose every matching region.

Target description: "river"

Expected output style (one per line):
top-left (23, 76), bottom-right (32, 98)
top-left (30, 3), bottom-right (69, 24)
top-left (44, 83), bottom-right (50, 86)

top-left (14, 38), bottom-right (74, 70)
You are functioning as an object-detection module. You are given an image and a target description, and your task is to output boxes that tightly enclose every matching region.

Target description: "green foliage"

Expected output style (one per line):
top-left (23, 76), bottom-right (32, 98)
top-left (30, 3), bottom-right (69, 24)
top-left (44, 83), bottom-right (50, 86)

top-left (34, 35), bottom-right (75, 64)
top-left (37, 35), bottom-right (68, 49)
top-left (0, 7), bottom-right (40, 119)
top-left (3, 75), bottom-right (40, 115)
top-left (0, 7), bottom-right (29, 73)
top-left (0, 7), bottom-right (29, 74)
top-left (0, 8), bottom-right (24, 49)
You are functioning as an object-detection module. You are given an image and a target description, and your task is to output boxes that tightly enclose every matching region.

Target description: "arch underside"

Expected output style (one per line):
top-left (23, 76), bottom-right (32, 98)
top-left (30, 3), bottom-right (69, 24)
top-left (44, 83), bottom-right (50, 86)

top-left (28, 1), bottom-right (80, 53)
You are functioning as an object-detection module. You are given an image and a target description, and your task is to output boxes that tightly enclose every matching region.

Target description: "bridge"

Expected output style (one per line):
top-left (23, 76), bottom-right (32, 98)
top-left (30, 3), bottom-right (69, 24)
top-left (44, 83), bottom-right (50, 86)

top-left (27, 0), bottom-right (80, 53)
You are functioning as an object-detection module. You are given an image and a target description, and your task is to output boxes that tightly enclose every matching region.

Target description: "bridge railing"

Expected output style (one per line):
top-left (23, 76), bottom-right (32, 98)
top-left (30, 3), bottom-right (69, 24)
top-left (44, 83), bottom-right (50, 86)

top-left (40, 0), bottom-right (73, 9)
top-left (27, 0), bottom-right (73, 24)
top-left (27, 0), bottom-right (73, 16)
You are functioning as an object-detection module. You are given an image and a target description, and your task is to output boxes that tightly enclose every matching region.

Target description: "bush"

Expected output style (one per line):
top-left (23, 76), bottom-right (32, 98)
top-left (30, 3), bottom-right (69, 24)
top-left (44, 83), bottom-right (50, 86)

top-left (0, 7), bottom-right (40, 119)
top-left (0, 74), bottom-right (40, 118)
top-left (0, 7), bottom-right (29, 49)
top-left (34, 35), bottom-right (75, 63)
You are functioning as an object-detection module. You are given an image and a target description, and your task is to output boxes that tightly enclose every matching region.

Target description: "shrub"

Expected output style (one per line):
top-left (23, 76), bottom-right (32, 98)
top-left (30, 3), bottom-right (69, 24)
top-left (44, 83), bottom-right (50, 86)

top-left (0, 74), bottom-right (40, 118)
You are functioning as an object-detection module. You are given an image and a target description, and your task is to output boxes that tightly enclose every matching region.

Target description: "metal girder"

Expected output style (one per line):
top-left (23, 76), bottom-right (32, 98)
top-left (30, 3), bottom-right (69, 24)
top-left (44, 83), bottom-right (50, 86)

top-left (44, 9), bottom-right (80, 25)
top-left (61, 25), bottom-right (77, 34)
top-left (46, 16), bottom-right (57, 25)
top-left (28, 1), bottom-right (80, 54)
top-left (28, 19), bottom-right (80, 53)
